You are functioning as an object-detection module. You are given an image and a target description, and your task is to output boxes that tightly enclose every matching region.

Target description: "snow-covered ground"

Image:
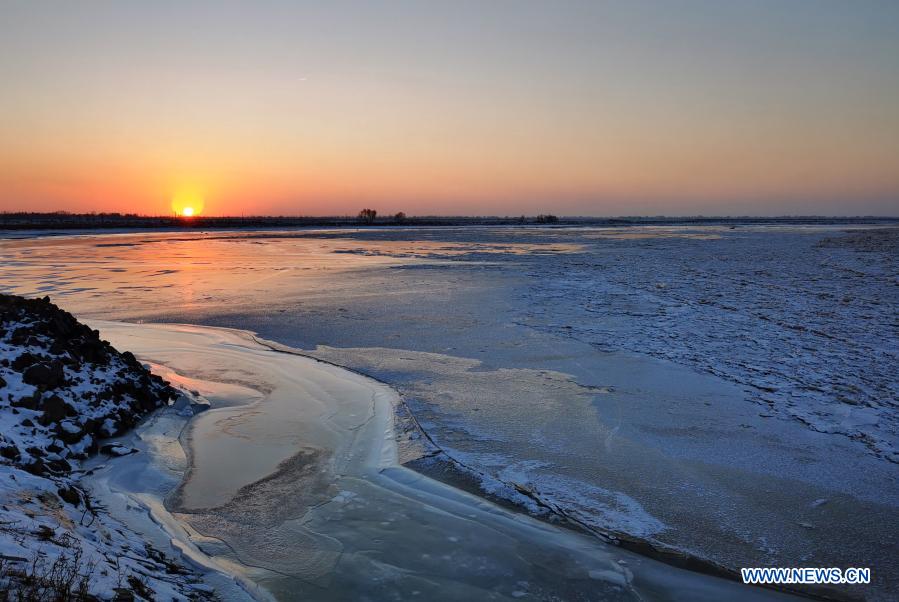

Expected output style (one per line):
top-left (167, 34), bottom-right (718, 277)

top-left (0, 463), bottom-right (211, 600)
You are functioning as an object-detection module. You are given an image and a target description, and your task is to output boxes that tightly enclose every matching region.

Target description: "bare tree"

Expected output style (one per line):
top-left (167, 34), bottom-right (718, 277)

top-left (394, 211), bottom-right (406, 223)
top-left (358, 208), bottom-right (377, 224)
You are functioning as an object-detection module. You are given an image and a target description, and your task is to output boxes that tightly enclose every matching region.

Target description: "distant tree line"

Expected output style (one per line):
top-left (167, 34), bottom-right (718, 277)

top-left (357, 209), bottom-right (407, 224)
top-left (358, 208), bottom-right (377, 223)
top-left (0, 212), bottom-right (891, 231)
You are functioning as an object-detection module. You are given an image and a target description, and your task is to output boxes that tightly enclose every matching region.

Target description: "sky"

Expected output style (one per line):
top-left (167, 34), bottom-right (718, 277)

top-left (1, 0), bottom-right (898, 217)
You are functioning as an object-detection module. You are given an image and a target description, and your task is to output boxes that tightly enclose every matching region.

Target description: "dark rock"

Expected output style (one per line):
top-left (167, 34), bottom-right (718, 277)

top-left (121, 350), bottom-right (140, 368)
top-left (100, 443), bottom-right (138, 457)
top-left (116, 410), bottom-right (137, 430)
top-left (24, 460), bottom-right (48, 476)
top-left (22, 360), bottom-right (65, 388)
top-left (35, 525), bottom-right (54, 541)
top-left (9, 327), bottom-right (30, 346)
top-left (39, 395), bottom-right (74, 425)
top-left (50, 314), bottom-right (75, 338)
top-left (49, 339), bottom-right (68, 356)
top-left (81, 418), bottom-right (100, 435)
top-left (0, 445), bottom-right (20, 461)
top-left (25, 446), bottom-right (44, 458)
top-left (22, 363), bottom-right (52, 386)
top-left (11, 393), bottom-right (40, 410)
top-left (0, 375), bottom-right (5, 388)
top-left (113, 588), bottom-right (136, 602)
top-left (57, 485), bottom-right (81, 506)
top-left (79, 340), bottom-right (109, 364)
top-left (11, 352), bottom-right (41, 371)
top-left (20, 418), bottom-right (34, 427)
top-left (46, 458), bottom-right (71, 473)
top-left (56, 422), bottom-right (85, 444)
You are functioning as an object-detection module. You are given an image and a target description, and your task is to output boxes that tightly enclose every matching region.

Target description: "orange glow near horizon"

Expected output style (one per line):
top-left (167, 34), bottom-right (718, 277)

top-left (171, 189), bottom-right (205, 217)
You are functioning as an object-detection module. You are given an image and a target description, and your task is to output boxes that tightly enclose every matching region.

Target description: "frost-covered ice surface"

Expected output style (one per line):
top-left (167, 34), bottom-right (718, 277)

top-left (519, 226), bottom-right (899, 463)
top-left (87, 321), bottom-right (794, 602)
top-left (1, 224), bottom-right (897, 599)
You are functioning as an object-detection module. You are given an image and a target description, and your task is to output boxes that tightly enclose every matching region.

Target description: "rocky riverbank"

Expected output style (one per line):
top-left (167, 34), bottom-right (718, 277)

top-left (0, 294), bottom-right (213, 600)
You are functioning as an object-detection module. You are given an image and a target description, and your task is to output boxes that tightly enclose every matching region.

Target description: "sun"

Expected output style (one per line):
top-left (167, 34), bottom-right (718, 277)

top-left (171, 189), bottom-right (205, 217)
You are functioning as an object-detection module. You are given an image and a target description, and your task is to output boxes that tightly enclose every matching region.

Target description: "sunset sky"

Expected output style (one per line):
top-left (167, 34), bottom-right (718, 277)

top-left (1, 1), bottom-right (898, 216)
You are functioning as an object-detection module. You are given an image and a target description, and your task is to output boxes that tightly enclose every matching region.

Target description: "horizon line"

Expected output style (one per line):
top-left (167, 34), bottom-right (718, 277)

top-left (2, 212), bottom-right (898, 220)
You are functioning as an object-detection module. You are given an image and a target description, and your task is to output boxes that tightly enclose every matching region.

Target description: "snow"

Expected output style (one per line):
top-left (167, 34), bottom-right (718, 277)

top-left (104, 444), bottom-right (136, 456)
top-left (0, 296), bottom-right (212, 599)
top-left (0, 463), bottom-right (214, 599)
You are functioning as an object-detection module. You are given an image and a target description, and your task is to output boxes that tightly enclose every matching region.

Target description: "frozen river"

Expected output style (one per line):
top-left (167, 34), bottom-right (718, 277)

top-left (1, 224), bottom-right (896, 599)
top-left (84, 321), bottom-right (781, 601)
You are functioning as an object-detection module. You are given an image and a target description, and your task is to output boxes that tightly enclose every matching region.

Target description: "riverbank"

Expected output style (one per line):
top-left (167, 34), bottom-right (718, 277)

top-left (0, 295), bottom-right (218, 599)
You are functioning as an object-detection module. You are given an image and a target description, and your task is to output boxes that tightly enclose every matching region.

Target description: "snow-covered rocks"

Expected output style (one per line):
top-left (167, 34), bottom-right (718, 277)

top-left (0, 294), bottom-right (177, 476)
top-left (0, 295), bottom-right (211, 599)
top-left (99, 443), bottom-right (138, 457)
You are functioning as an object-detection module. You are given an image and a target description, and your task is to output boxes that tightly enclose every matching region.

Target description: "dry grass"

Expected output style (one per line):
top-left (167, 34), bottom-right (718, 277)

top-left (0, 548), bottom-right (95, 601)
